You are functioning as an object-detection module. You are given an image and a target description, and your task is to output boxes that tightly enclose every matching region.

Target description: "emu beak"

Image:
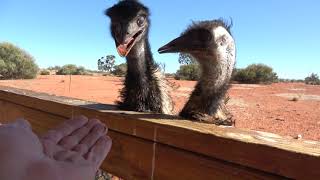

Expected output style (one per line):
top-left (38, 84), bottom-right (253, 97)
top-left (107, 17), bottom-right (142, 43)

top-left (158, 35), bottom-right (190, 54)
top-left (116, 37), bottom-right (134, 57)
top-left (116, 28), bottom-right (145, 57)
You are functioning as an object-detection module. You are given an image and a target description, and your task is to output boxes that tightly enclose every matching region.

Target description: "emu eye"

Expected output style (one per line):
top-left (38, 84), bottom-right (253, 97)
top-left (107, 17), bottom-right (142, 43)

top-left (137, 16), bottom-right (145, 27)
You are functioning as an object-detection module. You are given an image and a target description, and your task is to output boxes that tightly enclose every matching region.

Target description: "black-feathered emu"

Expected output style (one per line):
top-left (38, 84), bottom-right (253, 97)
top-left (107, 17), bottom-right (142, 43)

top-left (106, 0), bottom-right (173, 114)
top-left (159, 20), bottom-right (236, 125)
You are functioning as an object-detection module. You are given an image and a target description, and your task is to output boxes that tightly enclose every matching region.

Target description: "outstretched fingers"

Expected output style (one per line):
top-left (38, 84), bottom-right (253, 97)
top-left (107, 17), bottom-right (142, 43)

top-left (40, 115), bottom-right (112, 171)
top-left (72, 123), bottom-right (107, 155)
top-left (54, 150), bottom-right (86, 163)
top-left (41, 116), bottom-right (89, 144)
top-left (85, 136), bottom-right (112, 169)
top-left (59, 119), bottom-right (102, 149)
top-left (41, 116), bottom-right (88, 157)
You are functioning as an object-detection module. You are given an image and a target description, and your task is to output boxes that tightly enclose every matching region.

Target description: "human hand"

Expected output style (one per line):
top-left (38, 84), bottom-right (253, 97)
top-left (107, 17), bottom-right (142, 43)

top-left (0, 116), bottom-right (112, 180)
top-left (40, 116), bottom-right (112, 180)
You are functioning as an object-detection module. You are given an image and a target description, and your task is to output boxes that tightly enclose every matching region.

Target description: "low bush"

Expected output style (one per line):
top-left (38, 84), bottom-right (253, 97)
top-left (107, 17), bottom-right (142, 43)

top-left (56, 64), bottom-right (88, 75)
top-left (0, 42), bottom-right (39, 79)
top-left (111, 63), bottom-right (127, 77)
top-left (40, 70), bottom-right (50, 75)
top-left (233, 64), bottom-right (278, 84)
top-left (175, 64), bottom-right (200, 81)
top-left (305, 73), bottom-right (320, 85)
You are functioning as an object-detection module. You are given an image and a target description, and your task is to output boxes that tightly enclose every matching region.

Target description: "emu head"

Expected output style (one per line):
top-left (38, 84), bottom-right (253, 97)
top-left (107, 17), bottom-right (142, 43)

top-left (158, 20), bottom-right (234, 63)
top-left (106, 0), bottom-right (150, 57)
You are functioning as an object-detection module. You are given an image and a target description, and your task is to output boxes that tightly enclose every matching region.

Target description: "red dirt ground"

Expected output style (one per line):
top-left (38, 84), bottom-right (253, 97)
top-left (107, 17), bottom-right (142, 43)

top-left (1, 75), bottom-right (320, 141)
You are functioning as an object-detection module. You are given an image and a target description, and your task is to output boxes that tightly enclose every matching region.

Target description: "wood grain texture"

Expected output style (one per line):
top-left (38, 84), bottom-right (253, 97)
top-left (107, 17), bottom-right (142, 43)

top-left (0, 86), bottom-right (319, 179)
top-left (0, 99), bottom-right (283, 180)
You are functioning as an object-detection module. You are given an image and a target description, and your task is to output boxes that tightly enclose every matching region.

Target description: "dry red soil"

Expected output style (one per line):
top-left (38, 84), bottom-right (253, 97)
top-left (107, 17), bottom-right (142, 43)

top-left (1, 75), bottom-right (320, 141)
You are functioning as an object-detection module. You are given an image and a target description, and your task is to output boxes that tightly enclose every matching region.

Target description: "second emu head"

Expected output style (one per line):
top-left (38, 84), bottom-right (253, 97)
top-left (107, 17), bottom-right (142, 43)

top-left (158, 19), bottom-right (236, 125)
top-left (159, 20), bottom-right (234, 63)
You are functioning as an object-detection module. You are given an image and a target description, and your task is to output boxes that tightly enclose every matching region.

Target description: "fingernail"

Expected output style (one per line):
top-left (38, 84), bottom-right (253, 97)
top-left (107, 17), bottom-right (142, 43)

top-left (78, 115), bottom-right (89, 121)
top-left (105, 136), bottom-right (112, 144)
top-left (89, 118), bottom-right (100, 124)
top-left (94, 124), bottom-right (105, 134)
top-left (103, 126), bottom-right (108, 134)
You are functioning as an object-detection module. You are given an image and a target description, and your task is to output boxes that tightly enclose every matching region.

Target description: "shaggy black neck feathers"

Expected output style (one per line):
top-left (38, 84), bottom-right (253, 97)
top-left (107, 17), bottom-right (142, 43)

top-left (118, 38), bottom-right (163, 113)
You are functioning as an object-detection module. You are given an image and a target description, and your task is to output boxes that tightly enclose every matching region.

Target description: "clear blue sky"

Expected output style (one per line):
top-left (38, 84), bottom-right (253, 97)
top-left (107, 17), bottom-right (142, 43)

top-left (1, 0), bottom-right (319, 79)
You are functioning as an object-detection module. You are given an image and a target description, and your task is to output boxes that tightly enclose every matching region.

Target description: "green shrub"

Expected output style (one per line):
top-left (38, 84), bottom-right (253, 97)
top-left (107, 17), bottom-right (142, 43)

top-left (175, 64), bottom-right (200, 81)
top-left (56, 64), bottom-right (88, 75)
top-left (233, 64), bottom-right (278, 84)
top-left (40, 70), bottom-right (50, 75)
top-left (56, 64), bottom-right (77, 75)
top-left (165, 73), bottom-right (176, 78)
top-left (0, 42), bottom-right (39, 79)
top-left (75, 66), bottom-right (87, 75)
top-left (305, 73), bottom-right (320, 85)
top-left (111, 63), bottom-right (127, 76)
top-left (47, 66), bottom-right (61, 71)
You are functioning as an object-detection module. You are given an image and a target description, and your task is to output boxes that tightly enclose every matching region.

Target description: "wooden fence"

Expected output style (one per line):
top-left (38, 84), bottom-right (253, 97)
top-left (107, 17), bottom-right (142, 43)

top-left (0, 86), bottom-right (320, 179)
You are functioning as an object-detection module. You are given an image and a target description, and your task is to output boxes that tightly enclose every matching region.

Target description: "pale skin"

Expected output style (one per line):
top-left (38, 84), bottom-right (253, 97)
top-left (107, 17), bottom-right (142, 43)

top-left (0, 116), bottom-right (112, 180)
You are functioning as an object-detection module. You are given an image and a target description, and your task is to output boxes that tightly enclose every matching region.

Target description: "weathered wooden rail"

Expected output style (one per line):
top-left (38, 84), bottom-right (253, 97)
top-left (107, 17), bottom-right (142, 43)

top-left (0, 86), bottom-right (320, 179)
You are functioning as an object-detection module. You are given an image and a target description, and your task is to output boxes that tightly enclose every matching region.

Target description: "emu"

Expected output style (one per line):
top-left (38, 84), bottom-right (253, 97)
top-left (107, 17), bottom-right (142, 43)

top-left (158, 19), bottom-right (236, 125)
top-left (106, 0), bottom-right (173, 114)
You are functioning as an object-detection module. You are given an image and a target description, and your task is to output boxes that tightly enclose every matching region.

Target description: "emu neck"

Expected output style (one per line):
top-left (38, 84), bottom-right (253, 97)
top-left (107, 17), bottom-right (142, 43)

top-left (126, 38), bottom-right (154, 77)
top-left (197, 55), bottom-right (232, 92)
top-left (120, 36), bottom-right (164, 113)
top-left (180, 54), bottom-right (233, 116)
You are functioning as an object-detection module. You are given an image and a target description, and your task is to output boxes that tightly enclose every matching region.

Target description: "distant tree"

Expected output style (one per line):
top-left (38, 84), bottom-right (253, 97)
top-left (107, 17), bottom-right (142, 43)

top-left (233, 64), bottom-right (278, 84)
top-left (0, 42), bottom-right (39, 79)
top-left (278, 78), bottom-right (305, 83)
top-left (175, 64), bottom-right (200, 81)
top-left (231, 68), bottom-right (239, 80)
top-left (98, 55), bottom-right (116, 72)
top-left (178, 53), bottom-right (196, 65)
top-left (97, 59), bottom-right (104, 71)
top-left (47, 66), bottom-right (61, 71)
top-left (111, 63), bottom-right (127, 76)
top-left (56, 64), bottom-right (88, 75)
top-left (57, 64), bottom-right (77, 75)
top-left (305, 73), bottom-right (320, 85)
top-left (165, 73), bottom-right (176, 78)
top-left (174, 53), bottom-right (200, 80)
top-left (40, 69), bottom-right (50, 75)
top-left (158, 62), bottom-right (166, 73)
top-left (278, 78), bottom-right (290, 83)
top-left (75, 66), bottom-right (87, 75)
